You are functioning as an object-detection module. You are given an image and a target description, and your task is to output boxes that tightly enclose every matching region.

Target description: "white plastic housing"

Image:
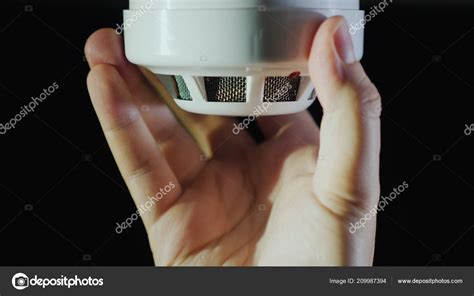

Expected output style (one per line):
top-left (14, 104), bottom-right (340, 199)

top-left (124, 0), bottom-right (365, 116)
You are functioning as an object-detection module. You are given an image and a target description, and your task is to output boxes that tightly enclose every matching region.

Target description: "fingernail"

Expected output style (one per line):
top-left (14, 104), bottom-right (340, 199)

top-left (334, 19), bottom-right (356, 64)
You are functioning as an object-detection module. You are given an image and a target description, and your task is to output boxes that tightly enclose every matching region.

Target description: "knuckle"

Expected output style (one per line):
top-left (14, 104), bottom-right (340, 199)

top-left (125, 158), bottom-right (158, 182)
top-left (104, 110), bottom-right (141, 137)
top-left (356, 77), bottom-right (382, 119)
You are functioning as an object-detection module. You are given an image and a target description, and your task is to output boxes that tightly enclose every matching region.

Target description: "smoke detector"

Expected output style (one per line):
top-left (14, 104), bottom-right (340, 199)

top-left (124, 0), bottom-right (364, 116)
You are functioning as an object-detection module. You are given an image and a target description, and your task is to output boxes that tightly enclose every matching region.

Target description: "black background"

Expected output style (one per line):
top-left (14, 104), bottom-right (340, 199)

top-left (0, 0), bottom-right (473, 266)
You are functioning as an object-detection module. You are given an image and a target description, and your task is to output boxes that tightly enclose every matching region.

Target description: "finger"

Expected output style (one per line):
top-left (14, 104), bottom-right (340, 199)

top-left (257, 112), bottom-right (319, 144)
top-left (256, 112), bottom-right (320, 169)
top-left (309, 17), bottom-right (381, 230)
top-left (85, 29), bottom-right (205, 184)
top-left (87, 64), bottom-right (181, 228)
top-left (85, 29), bottom-right (256, 163)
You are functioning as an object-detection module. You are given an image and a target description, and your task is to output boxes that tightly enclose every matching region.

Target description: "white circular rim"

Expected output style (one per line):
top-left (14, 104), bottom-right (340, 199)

top-left (130, 0), bottom-right (359, 10)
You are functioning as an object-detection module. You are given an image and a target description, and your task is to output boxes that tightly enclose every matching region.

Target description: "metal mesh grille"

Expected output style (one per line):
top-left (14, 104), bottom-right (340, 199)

top-left (174, 76), bottom-right (192, 101)
top-left (263, 76), bottom-right (301, 102)
top-left (205, 77), bottom-right (247, 103)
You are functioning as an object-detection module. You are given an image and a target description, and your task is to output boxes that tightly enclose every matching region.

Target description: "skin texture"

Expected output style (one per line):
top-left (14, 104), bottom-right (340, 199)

top-left (85, 16), bottom-right (382, 266)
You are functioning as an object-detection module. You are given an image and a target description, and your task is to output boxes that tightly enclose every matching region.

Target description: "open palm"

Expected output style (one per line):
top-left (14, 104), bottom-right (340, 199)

top-left (86, 17), bottom-right (382, 266)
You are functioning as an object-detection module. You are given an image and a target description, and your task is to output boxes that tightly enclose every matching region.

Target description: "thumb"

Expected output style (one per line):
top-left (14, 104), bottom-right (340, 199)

top-left (310, 16), bottom-right (382, 219)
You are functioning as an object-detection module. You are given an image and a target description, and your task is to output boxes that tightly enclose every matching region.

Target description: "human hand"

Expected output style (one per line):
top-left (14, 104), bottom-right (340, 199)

top-left (85, 16), bottom-right (381, 266)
